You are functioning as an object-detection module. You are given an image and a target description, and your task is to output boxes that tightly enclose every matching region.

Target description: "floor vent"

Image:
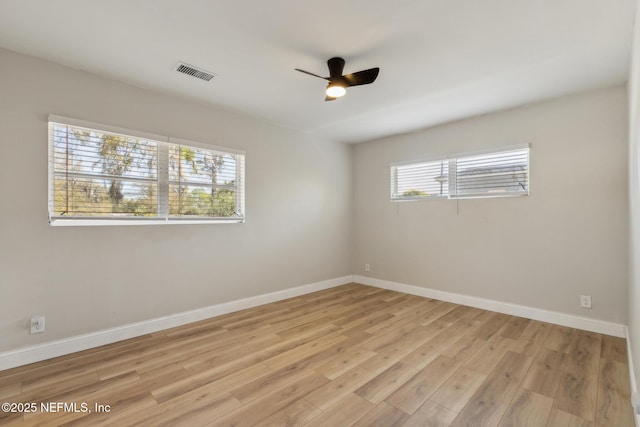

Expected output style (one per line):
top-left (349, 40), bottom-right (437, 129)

top-left (174, 62), bottom-right (215, 81)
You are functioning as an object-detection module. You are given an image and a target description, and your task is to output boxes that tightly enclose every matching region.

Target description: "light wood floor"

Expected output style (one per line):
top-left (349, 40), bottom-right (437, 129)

top-left (0, 284), bottom-right (634, 426)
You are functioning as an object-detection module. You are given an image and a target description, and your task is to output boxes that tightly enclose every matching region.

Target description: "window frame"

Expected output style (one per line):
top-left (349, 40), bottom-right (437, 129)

top-left (390, 145), bottom-right (530, 202)
top-left (390, 157), bottom-right (450, 201)
top-left (48, 115), bottom-right (245, 226)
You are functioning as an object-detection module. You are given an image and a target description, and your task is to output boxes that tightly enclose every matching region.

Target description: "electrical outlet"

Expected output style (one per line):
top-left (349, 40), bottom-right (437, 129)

top-left (580, 295), bottom-right (592, 309)
top-left (365, 263), bottom-right (370, 272)
top-left (30, 316), bottom-right (45, 334)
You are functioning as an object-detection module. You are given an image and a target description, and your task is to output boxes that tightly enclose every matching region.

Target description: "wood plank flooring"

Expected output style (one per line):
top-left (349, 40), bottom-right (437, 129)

top-left (0, 284), bottom-right (634, 426)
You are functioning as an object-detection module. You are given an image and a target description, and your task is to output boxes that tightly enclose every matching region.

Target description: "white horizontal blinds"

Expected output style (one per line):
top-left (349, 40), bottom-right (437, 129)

top-left (50, 122), bottom-right (159, 218)
top-left (49, 118), bottom-right (245, 224)
top-left (453, 148), bottom-right (529, 198)
top-left (168, 143), bottom-right (242, 219)
top-left (391, 160), bottom-right (449, 199)
top-left (235, 154), bottom-right (245, 217)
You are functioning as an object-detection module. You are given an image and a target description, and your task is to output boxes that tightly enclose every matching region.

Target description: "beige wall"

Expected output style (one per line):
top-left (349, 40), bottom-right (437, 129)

top-left (0, 45), bottom-right (631, 358)
top-left (0, 48), bottom-right (353, 352)
top-left (353, 86), bottom-right (628, 323)
top-left (628, 0), bottom-right (640, 393)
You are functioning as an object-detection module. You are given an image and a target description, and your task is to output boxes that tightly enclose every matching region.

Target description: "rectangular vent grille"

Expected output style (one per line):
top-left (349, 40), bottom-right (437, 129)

top-left (175, 62), bottom-right (215, 81)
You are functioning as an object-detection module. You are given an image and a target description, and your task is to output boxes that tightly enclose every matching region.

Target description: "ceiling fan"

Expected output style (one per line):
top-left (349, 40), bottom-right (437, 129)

top-left (295, 57), bottom-right (380, 101)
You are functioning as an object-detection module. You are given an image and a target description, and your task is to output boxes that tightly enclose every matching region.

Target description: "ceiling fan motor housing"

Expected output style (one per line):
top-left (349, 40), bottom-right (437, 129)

top-left (328, 57), bottom-right (346, 77)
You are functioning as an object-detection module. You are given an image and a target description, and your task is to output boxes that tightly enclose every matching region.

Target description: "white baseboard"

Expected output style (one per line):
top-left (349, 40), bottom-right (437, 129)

top-left (0, 275), bottom-right (354, 371)
top-left (354, 275), bottom-right (626, 338)
top-left (626, 327), bottom-right (640, 427)
top-left (1, 274), bottom-right (628, 372)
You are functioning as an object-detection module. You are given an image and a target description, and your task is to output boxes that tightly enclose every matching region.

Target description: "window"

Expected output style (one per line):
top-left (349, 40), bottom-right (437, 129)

top-left (390, 146), bottom-right (529, 201)
top-left (391, 160), bottom-right (449, 200)
top-left (48, 116), bottom-right (245, 225)
top-left (453, 148), bottom-right (529, 198)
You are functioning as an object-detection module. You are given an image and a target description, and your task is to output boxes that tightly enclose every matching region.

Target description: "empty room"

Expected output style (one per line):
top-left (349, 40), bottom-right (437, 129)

top-left (1, 1), bottom-right (640, 426)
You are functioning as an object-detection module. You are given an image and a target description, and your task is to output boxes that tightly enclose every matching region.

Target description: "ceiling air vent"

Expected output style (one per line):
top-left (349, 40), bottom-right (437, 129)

top-left (174, 62), bottom-right (215, 82)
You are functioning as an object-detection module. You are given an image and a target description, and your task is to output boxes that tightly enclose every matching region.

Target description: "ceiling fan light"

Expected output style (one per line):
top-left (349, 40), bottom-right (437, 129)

top-left (326, 84), bottom-right (346, 98)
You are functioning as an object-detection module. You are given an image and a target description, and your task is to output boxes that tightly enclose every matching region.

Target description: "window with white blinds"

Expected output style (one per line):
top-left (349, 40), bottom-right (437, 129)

top-left (48, 117), bottom-right (245, 225)
top-left (453, 148), bottom-right (529, 198)
top-left (390, 160), bottom-right (449, 200)
top-left (390, 146), bottom-right (529, 201)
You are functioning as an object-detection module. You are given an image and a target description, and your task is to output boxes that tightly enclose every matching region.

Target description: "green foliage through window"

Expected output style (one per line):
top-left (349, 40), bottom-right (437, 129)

top-left (49, 119), bottom-right (245, 224)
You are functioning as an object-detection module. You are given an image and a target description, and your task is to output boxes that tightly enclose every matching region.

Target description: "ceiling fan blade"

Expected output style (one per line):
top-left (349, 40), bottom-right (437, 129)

top-left (327, 57), bottom-right (345, 78)
top-left (325, 95), bottom-right (337, 102)
top-left (343, 68), bottom-right (380, 87)
top-left (295, 68), bottom-right (328, 80)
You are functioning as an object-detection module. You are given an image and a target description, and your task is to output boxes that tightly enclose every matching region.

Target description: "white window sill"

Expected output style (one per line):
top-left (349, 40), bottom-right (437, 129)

top-left (49, 218), bottom-right (244, 227)
top-left (391, 196), bottom-right (448, 202)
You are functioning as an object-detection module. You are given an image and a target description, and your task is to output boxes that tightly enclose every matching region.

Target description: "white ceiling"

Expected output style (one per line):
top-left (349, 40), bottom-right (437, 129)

top-left (0, 0), bottom-right (635, 143)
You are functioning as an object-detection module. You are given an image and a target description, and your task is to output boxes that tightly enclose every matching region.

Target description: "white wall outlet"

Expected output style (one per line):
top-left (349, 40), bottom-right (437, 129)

top-left (364, 263), bottom-right (370, 272)
top-left (580, 295), bottom-right (592, 309)
top-left (30, 316), bottom-right (45, 334)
